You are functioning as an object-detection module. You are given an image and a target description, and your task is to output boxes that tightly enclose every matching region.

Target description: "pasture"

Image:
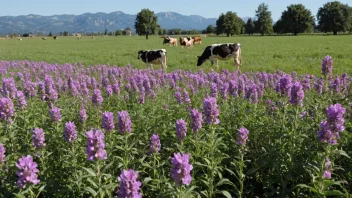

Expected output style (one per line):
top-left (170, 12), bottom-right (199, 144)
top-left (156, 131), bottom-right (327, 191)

top-left (1, 35), bottom-right (352, 75)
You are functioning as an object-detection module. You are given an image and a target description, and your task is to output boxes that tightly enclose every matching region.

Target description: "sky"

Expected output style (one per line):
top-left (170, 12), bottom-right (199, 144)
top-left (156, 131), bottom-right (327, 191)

top-left (0, 0), bottom-right (351, 21)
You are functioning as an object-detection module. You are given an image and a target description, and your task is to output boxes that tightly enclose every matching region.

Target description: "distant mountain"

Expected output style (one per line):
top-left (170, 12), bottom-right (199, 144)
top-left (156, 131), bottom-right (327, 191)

top-left (0, 11), bottom-right (218, 35)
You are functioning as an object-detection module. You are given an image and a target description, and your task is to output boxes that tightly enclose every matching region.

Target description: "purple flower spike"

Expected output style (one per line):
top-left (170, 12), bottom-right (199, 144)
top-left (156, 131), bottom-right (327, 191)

top-left (203, 97), bottom-right (220, 125)
top-left (102, 112), bottom-right (115, 132)
top-left (0, 143), bottom-right (5, 163)
top-left (16, 91), bottom-right (27, 109)
top-left (190, 109), bottom-right (202, 133)
top-left (176, 119), bottom-right (187, 141)
top-left (117, 169), bottom-right (142, 198)
top-left (289, 82), bottom-right (304, 106)
top-left (80, 105), bottom-right (88, 123)
top-left (92, 89), bottom-right (103, 105)
top-left (16, 155), bottom-right (40, 188)
top-left (0, 97), bottom-right (14, 122)
top-left (170, 153), bottom-right (193, 185)
top-left (322, 56), bottom-right (333, 80)
top-left (85, 129), bottom-right (107, 161)
top-left (117, 110), bottom-right (132, 133)
top-left (149, 134), bottom-right (161, 153)
top-left (326, 103), bottom-right (346, 133)
top-left (237, 127), bottom-right (249, 146)
top-left (49, 106), bottom-right (61, 122)
top-left (323, 170), bottom-right (331, 179)
top-left (64, 122), bottom-right (77, 143)
top-left (32, 128), bottom-right (46, 149)
top-left (174, 91), bottom-right (182, 104)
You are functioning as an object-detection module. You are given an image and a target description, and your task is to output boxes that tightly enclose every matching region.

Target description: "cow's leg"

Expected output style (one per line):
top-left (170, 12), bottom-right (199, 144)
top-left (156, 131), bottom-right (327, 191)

top-left (216, 59), bottom-right (219, 69)
top-left (235, 53), bottom-right (241, 71)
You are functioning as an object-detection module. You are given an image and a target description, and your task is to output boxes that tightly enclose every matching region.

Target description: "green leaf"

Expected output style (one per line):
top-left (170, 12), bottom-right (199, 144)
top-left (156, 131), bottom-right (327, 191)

top-left (323, 190), bottom-right (344, 196)
top-left (13, 193), bottom-right (26, 198)
top-left (143, 177), bottom-right (153, 184)
top-left (82, 167), bottom-right (97, 177)
top-left (84, 187), bottom-right (98, 196)
top-left (296, 184), bottom-right (318, 193)
top-left (102, 161), bottom-right (114, 173)
top-left (332, 150), bottom-right (350, 158)
top-left (220, 190), bottom-right (232, 198)
top-left (87, 178), bottom-right (98, 188)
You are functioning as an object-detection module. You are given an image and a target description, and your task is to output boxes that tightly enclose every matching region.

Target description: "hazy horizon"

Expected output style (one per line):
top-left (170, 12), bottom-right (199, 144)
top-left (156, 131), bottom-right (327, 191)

top-left (1, 0), bottom-right (351, 21)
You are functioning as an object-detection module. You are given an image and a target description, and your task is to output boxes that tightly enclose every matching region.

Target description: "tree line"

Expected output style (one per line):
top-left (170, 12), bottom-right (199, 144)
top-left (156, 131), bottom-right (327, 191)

top-left (134, 1), bottom-right (352, 39)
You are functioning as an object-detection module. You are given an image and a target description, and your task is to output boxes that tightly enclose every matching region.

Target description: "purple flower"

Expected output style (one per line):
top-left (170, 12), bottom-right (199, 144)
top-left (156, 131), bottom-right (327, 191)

top-left (322, 56), bottom-right (333, 80)
top-left (330, 75), bottom-right (341, 93)
top-left (118, 110), bottom-right (132, 133)
top-left (289, 82), bottom-right (304, 106)
top-left (102, 112), bottom-right (115, 132)
top-left (314, 78), bottom-right (324, 95)
top-left (149, 134), bottom-right (161, 153)
top-left (229, 80), bottom-right (238, 96)
top-left (85, 129), bottom-right (107, 161)
top-left (106, 85), bottom-right (113, 97)
top-left (49, 106), bottom-right (61, 122)
top-left (112, 83), bottom-right (120, 95)
top-left (176, 119), bottom-right (187, 141)
top-left (170, 153), bottom-right (193, 185)
top-left (139, 89), bottom-right (145, 104)
top-left (276, 75), bottom-right (292, 96)
top-left (16, 155), bottom-right (40, 188)
top-left (0, 97), bottom-right (14, 122)
top-left (16, 91), bottom-right (27, 109)
top-left (80, 105), bottom-right (88, 123)
top-left (326, 104), bottom-right (346, 133)
top-left (0, 143), bottom-right (5, 163)
top-left (210, 83), bottom-right (218, 98)
top-left (64, 122), bottom-right (77, 143)
top-left (92, 89), bottom-right (103, 105)
top-left (318, 121), bottom-right (337, 145)
top-left (174, 91), bottom-right (182, 104)
top-left (301, 78), bottom-right (311, 91)
top-left (237, 127), bottom-right (249, 146)
top-left (190, 109), bottom-right (202, 133)
top-left (299, 111), bottom-right (307, 118)
top-left (32, 128), bottom-right (46, 149)
top-left (220, 83), bottom-right (229, 100)
top-left (203, 97), bottom-right (220, 125)
top-left (183, 90), bottom-right (191, 104)
top-left (323, 170), bottom-right (331, 179)
top-left (117, 169), bottom-right (142, 198)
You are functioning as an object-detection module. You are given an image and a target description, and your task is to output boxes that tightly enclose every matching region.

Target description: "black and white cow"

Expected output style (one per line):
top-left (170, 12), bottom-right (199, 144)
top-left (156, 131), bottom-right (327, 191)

top-left (197, 43), bottom-right (241, 70)
top-left (137, 49), bottom-right (167, 71)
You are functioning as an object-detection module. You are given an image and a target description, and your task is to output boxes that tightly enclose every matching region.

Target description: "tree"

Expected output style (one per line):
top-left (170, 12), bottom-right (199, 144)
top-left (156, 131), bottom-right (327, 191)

top-left (317, 1), bottom-right (352, 35)
top-left (48, 32), bottom-right (52, 37)
top-left (278, 4), bottom-right (314, 35)
top-left (216, 12), bottom-right (243, 36)
top-left (273, 19), bottom-right (285, 34)
top-left (115, 30), bottom-right (123, 36)
top-left (216, 14), bottom-right (225, 35)
top-left (104, 29), bottom-right (108, 35)
top-left (135, 9), bottom-right (159, 39)
top-left (205, 25), bottom-right (215, 34)
top-left (255, 3), bottom-right (273, 36)
top-left (244, 18), bottom-right (255, 35)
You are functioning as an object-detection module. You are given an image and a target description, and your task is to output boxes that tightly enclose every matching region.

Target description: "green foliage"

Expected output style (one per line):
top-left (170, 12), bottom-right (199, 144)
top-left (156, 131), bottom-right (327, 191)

top-left (244, 18), bottom-right (255, 35)
top-left (255, 3), bottom-right (274, 36)
top-left (205, 25), bottom-right (215, 34)
top-left (48, 32), bottom-right (52, 37)
top-left (216, 12), bottom-right (244, 37)
top-left (279, 4), bottom-right (315, 35)
top-left (134, 9), bottom-right (159, 39)
top-left (115, 30), bottom-right (123, 36)
top-left (317, 1), bottom-right (352, 35)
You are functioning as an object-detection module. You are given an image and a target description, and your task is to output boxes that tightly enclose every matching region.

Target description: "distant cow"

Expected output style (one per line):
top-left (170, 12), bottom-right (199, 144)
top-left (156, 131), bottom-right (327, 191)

top-left (18, 38), bottom-right (22, 41)
top-left (180, 37), bottom-right (194, 48)
top-left (193, 36), bottom-right (202, 44)
top-left (163, 37), bottom-right (177, 46)
top-left (91, 36), bottom-right (94, 39)
top-left (137, 49), bottom-right (167, 72)
top-left (197, 43), bottom-right (242, 70)
top-left (42, 37), bottom-right (47, 40)
top-left (53, 36), bottom-right (58, 40)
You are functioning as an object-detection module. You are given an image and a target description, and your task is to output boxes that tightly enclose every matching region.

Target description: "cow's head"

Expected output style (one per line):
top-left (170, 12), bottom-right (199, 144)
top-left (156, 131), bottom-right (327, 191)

top-left (163, 38), bottom-right (170, 44)
top-left (196, 56), bottom-right (205, 66)
top-left (137, 50), bottom-right (143, 59)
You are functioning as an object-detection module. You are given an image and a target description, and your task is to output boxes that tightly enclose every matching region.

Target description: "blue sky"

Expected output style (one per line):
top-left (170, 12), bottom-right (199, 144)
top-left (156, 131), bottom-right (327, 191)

top-left (1, 0), bottom-right (350, 20)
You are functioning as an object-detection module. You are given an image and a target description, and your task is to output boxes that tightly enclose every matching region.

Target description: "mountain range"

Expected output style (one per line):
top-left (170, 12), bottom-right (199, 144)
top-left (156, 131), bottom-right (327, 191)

top-left (0, 11), bottom-right (224, 35)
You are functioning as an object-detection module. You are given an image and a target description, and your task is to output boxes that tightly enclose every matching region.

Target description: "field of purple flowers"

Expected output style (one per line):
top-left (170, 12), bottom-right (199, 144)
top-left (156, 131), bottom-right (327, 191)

top-left (0, 56), bottom-right (351, 197)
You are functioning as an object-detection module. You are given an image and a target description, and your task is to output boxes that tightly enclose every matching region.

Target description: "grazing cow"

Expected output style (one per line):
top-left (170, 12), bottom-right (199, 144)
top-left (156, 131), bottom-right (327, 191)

top-left (137, 49), bottom-right (167, 71)
top-left (192, 36), bottom-right (202, 44)
top-left (42, 37), bottom-right (47, 40)
top-left (18, 38), bottom-right (22, 41)
top-left (180, 37), bottom-right (194, 48)
top-left (197, 43), bottom-right (242, 70)
top-left (53, 36), bottom-right (58, 40)
top-left (163, 37), bottom-right (177, 46)
top-left (91, 36), bottom-right (94, 39)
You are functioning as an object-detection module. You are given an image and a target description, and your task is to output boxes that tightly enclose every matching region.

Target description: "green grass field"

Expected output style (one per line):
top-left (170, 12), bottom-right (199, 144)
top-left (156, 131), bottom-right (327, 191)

top-left (1, 35), bottom-right (352, 75)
